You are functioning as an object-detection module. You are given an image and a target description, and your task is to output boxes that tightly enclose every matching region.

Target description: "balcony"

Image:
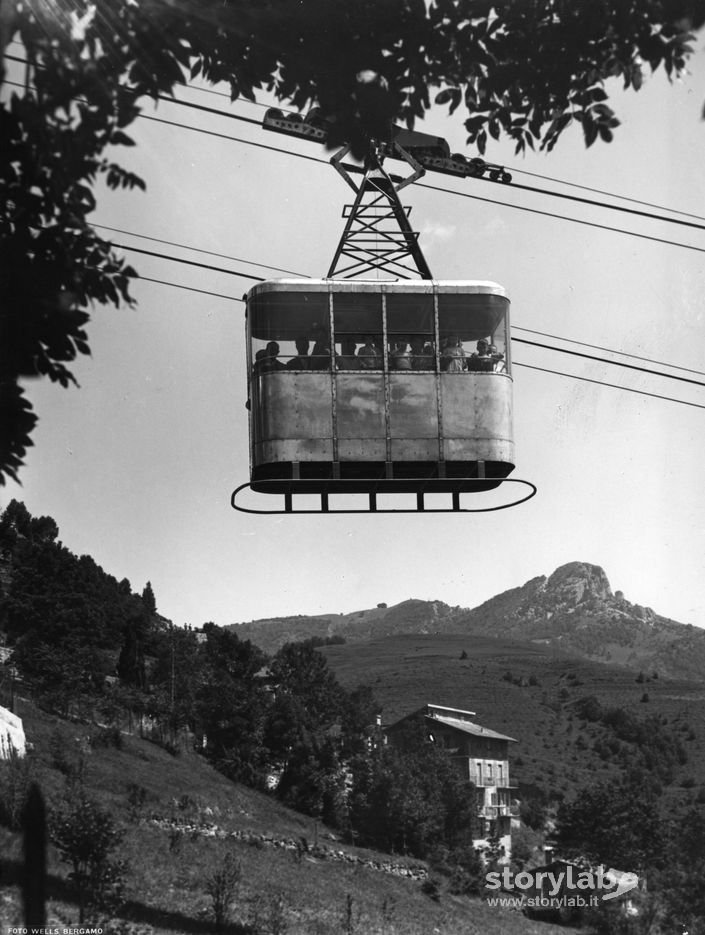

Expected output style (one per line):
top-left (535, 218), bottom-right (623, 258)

top-left (479, 804), bottom-right (520, 819)
top-left (468, 775), bottom-right (519, 790)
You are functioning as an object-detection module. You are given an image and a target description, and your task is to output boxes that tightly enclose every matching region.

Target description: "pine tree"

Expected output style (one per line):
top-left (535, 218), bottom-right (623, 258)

top-left (141, 581), bottom-right (157, 615)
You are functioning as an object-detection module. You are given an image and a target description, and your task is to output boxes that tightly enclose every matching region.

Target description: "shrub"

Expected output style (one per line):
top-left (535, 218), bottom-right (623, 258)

top-left (49, 727), bottom-right (74, 774)
top-left (250, 892), bottom-right (288, 935)
top-left (0, 746), bottom-right (33, 830)
top-left (206, 851), bottom-right (241, 932)
top-left (341, 893), bottom-right (358, 934)
top-left (49, 730), bottom-right (88, 789)
top-left (421, 878), bottom-right (441, 901)
top-left (90, 725), bottom-right (123, 750)
top-left (50, 793), bottom-right (126, 922)
top-left (380, 896), bottom-right (397, 928)
top-left (168, 824), bottom-right (182, 854)
top-left (125, 783), bottom-right (147, 821)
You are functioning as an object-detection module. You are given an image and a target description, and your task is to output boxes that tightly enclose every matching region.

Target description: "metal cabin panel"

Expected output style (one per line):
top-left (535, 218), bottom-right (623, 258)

top-left (337, 438), bottom-right (387, 460)
top-left (388, 374), bottom-right (439, 460)
top-left (335, 374), bottom-right (386, 461)
top-left (443, 437), bottom-right (515, 462)
top-left (440, 374), bottom-right (514, 462)
top-left (390, 437), bottom-right (440, 460)
top-left (254, 439), bottom-right (333, 464)
top-left (388, 375), bottom-right (438, 436)
top-left (253, 373), bottom-right (333, 465)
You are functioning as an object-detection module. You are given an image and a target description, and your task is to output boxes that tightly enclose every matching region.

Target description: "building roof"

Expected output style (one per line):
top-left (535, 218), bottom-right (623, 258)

top-left (426, 713), bottom-right (517, 743)
top-left (426, 703), bottom-right (476, 720)
top-left (386, 703), bottom-right (518, 743)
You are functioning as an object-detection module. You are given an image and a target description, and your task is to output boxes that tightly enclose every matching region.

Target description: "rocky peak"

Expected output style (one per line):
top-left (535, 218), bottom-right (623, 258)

top-left (544, 562), bottom-right (613, 607)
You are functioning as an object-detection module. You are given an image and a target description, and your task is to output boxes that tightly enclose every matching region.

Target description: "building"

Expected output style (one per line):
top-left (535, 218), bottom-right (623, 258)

top-left (385, 703), bottom-right (518, 862)
top-left (0, 704), bottom-right (26, 759)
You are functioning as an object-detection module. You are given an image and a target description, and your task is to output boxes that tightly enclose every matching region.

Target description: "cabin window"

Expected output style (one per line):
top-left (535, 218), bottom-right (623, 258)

top-left (248, 287), bottom-right (510, 377)
top-left (438, 293), bottom-right (510, 374)
top-left (250, 291), bottom-right (330, 370)
top-left (332, 293), bottom-right (383, 370)
top-left (386, 293), bottom-right (436, 371)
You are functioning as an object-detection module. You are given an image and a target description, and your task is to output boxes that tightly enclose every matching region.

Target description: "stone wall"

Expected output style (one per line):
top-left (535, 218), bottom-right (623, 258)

top-left (149, 815), bottom-right (428, 881)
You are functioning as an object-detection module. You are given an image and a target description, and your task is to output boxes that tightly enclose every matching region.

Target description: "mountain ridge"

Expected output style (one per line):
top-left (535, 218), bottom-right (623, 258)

top-left (228, 561), bottom-right (705, 681)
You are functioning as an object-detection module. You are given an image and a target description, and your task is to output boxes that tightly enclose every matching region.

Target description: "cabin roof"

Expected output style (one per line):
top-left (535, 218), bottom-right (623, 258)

top-left (248, 279), bottom-right (508, 296)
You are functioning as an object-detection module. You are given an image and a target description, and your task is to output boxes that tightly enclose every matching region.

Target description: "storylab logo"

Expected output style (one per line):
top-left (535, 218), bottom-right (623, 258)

top-left (485, 863), bottom-right (640, 909)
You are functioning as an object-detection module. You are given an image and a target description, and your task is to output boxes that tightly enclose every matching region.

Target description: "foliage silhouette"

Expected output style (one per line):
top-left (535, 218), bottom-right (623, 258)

top-left (2, 1), bottom-right (705, 481)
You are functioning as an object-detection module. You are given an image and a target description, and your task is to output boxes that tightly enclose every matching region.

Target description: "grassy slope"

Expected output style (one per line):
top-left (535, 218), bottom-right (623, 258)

top-left (1, 698), bottom-right (567, 935)
top-left (322, 632), bottom-right (705, 803)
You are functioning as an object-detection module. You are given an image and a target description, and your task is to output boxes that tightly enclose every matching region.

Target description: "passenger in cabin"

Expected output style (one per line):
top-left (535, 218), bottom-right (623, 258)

top-left (389, 339), bottom-right (411, 370)
top-left (441, 335), bottom-right (467, 372)
top-left (337, 339), bottom-right (361, 370)
top-left (286, 337), bottom-right (311, 370)
top-left (489, 344), bottom-right (506, 372)
top-left (259, 340), bottom-right (287, 372)
top-left (310, 329), bottom-right (332, 370)
top-left (358, 335), bottom-right (382, 369)
top-left (468, 338), bottom-right (493, 371)
top-left (254, 345), bottom-right (283, 373)
top-left (410, 336), bottom-right (434, 370)
top-left (253, 348), bottom-right (268, 372)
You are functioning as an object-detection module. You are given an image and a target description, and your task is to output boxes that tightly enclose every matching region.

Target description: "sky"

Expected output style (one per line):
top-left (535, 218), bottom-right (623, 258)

top-left (3, 30), bottom-right (705, 630)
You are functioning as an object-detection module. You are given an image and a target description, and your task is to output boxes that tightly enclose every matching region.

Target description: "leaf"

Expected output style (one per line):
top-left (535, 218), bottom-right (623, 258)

top-left (583, 116), bottom-right (598, 148)
top-left (110, 130), bottom-right (135, 147)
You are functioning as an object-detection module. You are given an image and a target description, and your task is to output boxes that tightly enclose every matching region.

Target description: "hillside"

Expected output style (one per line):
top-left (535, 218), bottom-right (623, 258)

top-left (321, 631), bottom-right (705, 808)
top-left (0, 699), bottom-right (568, 935)
top-left (231, 599), bottom-right (458, 655)
top-left (230, 562), bottom-right (705, 682)
top-left (229, 560), bottom-right (705, 813)
top-left (2, 504), bottom-right (704, 932)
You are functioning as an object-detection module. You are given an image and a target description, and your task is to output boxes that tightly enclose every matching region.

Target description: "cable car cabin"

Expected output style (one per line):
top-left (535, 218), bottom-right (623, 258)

top-left (244, 280), bottom-right (514, 499)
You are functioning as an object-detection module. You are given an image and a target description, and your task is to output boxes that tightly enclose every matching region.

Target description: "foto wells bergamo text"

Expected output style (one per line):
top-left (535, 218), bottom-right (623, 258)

top-left (7, 929), bottom-right (104, 934)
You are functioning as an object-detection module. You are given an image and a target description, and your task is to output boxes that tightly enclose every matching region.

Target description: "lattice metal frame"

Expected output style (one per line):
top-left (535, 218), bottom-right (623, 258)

top-left (326, 144), bottom-right (432, 280)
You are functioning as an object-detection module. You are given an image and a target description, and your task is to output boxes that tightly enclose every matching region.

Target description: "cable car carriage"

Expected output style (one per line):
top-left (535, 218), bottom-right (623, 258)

top-left (231, 114), bottom-right (536, 514)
